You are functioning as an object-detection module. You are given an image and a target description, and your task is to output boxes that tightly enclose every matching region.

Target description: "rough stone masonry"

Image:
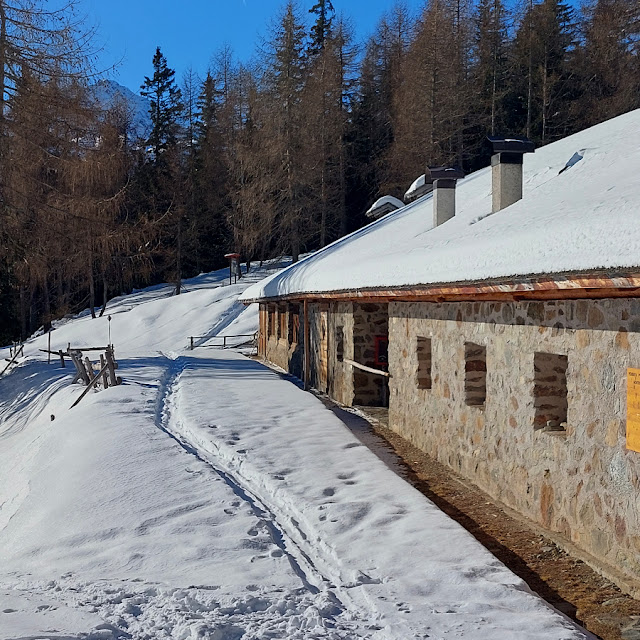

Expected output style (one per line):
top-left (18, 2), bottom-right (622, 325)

top-left (388, 297), bottom-right (640, 588)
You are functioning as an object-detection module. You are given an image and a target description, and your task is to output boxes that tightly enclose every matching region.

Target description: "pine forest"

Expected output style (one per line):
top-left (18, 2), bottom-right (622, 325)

top-left (1, 0), bottom-right (639, 343)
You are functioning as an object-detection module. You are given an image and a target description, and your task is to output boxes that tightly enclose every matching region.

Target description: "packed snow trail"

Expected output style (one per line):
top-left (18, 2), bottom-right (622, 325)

top-left (155, 355), bottom-right (329, 597)
top-left (147, 348), bottom-right (593, 640)
top-left (0, 264), bottom-right (594, 639)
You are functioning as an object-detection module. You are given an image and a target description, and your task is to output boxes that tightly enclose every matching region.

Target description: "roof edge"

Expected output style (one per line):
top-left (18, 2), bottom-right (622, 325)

top-left (241, 271), bottom-right (640, 304)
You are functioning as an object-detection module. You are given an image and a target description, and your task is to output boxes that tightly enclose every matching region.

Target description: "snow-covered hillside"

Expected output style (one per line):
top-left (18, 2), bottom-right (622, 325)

top-left (0, 264), bottom-right (592, 639)
top-left (91, 79), bottom-right (152, 141)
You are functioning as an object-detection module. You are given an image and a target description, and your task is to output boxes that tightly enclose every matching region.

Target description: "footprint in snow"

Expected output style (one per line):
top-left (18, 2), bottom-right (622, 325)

top-left (322, 487), bottom-right (335, 497)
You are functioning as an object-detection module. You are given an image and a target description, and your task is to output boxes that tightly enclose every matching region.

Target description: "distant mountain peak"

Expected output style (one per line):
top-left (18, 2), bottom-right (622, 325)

top-left (91, 78), bottom-right (152, 141)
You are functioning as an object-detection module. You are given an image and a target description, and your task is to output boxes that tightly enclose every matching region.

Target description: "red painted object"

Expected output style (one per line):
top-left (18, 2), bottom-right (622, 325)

top-left (375, 335), bottom-right (389, 370)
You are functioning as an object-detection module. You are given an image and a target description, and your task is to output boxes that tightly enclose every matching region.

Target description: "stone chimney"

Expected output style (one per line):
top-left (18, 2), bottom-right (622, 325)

top-left (427, 166), bottom-right (465, 227)
top-left (488, 137), bottom-right (535, 213)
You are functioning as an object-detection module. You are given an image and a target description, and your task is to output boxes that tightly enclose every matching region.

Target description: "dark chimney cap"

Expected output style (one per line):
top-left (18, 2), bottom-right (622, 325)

top-left (426, 166), bottom-right (465, 182)
top-left (488, 136), bottom-right (535, 154)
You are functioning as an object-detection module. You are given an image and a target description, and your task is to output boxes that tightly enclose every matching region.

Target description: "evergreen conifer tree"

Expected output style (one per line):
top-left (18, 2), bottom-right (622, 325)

top-left (309, 0), bottom-right (335, 53)
top-left (140, 47), bottom-right (184, 160)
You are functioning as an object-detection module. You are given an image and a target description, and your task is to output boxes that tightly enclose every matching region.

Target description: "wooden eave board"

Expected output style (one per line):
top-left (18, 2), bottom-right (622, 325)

top-left (245, 272), bottom-right (640, 305)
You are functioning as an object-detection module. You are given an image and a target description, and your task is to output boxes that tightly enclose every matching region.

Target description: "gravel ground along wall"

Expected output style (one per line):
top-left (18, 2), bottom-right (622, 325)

top-left (388, 298), bottom-right (640, 589)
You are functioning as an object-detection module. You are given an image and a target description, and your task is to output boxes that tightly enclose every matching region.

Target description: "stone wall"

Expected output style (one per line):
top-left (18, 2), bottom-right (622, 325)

top-left (328, 302), bottom-right (355, 406)
top-left (260, 301), bottom-right (389, 408)
top-left (260, 303), bottom-right (303, 379)
top-left (352, 303), bottom-right (389, 406)
top-left (388, 298), bottom-right (640, 585)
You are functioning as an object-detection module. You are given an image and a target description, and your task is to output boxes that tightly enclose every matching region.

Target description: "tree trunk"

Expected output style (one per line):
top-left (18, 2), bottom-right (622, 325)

top-left (175, 214), bottom-right (182, 295)
top-left (526, 0), bottom-right (533, 139)
top-left (42, 277), bottom-right (51, 325)
top-left (89, 247), bottom-right (96, 319)
top-left (99, 269), bottom-right (108, 317)
top-left (19, 285), bottom-right (26, 340)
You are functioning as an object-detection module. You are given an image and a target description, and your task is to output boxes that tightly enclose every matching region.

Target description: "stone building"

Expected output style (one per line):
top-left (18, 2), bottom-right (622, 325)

top-left (241, 110), bottom-right (640, 594)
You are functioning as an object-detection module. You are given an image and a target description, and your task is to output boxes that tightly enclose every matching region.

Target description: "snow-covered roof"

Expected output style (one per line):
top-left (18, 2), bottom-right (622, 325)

top-left (241, 109), bottom-right (640, 302)
top-left (365, 195), bottom-right (405, 219)
top-left (404, 173), bottom-right (436, 202)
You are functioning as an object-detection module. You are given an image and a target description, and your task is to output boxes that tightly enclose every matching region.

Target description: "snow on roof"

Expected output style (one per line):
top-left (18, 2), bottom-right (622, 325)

top-left (241, 109), bottom-right (640, 302)
top-left (404, 173), bottom-right (427, 200)
top-left (365, 195), bottom-right (405, 219)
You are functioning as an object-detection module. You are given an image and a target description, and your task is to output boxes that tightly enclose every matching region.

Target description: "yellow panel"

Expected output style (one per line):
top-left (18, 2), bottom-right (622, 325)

top-left (626, 368), bottom-right (640, 452)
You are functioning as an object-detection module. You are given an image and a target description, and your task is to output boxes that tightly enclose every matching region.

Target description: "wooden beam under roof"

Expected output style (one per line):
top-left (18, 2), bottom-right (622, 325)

top-left (242, 272), bottom-right (640, 305)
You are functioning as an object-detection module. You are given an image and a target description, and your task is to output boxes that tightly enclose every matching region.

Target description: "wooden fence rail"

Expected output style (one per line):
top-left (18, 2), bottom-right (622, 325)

top-left (189, 333), bottom-right (258, 350)
top-left (0, 344), bottom-right (24, 379)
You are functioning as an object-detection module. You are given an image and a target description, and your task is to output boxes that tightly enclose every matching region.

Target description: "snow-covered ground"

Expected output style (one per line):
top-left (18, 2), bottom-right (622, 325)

top-left (0, 265), bottom-right (593, 639)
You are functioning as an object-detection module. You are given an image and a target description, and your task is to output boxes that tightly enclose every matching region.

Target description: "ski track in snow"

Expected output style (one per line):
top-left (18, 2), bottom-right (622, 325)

top-left (0, 354), bottom-right (373, 640)
top-left (150, 353), bottom-right (380, 638)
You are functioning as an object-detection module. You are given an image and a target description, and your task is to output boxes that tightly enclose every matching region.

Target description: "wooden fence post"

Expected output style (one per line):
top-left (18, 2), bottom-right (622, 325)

top-left (105, 346), bottom-right (119, 387)
top-left (100, 354), bottom-right (109, 388)
top-left (69, 351), bottom-right (90, 385)
top-left (84, 357), bottom-right (96, 383)
top-left (70, 360), bottom-right (110, 409)
top-left (190, 336), bottom-right (194, 351)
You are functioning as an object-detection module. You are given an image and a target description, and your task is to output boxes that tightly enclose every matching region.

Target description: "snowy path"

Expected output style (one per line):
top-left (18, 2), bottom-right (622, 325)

top-left (156, 355), bottom-right (379, 630)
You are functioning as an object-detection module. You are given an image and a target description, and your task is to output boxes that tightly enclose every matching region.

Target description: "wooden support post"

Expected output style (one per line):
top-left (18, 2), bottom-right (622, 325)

top-left (105, 346), bottom-right (118, 387)
top-left (69, 351), bottom-right (90, 385)
top-left (48, 331), bottom-right (51, 365)
top-left (59, 350), bottom-right (65, 368)
top-left (100, 354), bottom-right (109, 388)
top-left (70, 360), bottom-right (110, 409)
top-left (223, 336), bottom-right (227, 349)
top-left (84, 357), bottom-right (96, 383)
top-left (190, 336), bottom-right (194, 350)
top-left (303, 300), bottom-right (310, 391)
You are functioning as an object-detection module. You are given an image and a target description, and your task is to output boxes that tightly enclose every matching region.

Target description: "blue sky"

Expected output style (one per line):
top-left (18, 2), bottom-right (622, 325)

top-left (83, 0), bottom-right (425, 92)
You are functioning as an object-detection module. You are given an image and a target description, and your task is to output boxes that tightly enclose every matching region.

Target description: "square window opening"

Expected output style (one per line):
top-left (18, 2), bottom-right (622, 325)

top-left (416, 337), bottom-right (432, 389)
top-left (533, 352), bottom-right (568, 429)
top-left (465, 342), bottom-right (487, 407)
